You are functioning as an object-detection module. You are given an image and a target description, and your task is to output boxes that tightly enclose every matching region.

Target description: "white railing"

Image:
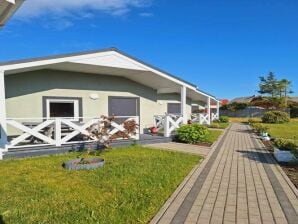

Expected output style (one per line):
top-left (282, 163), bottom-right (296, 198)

top-left (154, 114), bottom-right (184, 137)
top-left (4, 116), bottom-right (139, 149)
top-left (211, 113), bottom-right (219, 121)
top-left (153, 115), bottom-right (166, 131)
top-left (191, 113), bottom-right (210, 125)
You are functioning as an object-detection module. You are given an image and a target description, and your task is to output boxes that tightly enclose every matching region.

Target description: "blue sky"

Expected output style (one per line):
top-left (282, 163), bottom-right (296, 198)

top-left (0, 0), bottom-right (298, 100)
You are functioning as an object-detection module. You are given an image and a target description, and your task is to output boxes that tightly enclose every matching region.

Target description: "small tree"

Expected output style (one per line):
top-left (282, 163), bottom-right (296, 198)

top-left (258, 72), bottom-right (278, 97)
top-left (278, 79), bottom-right (293, 98)
top-left (258, 73), bottom-right (294, 108)
top-left (87, 115), bottom-right (139, 148)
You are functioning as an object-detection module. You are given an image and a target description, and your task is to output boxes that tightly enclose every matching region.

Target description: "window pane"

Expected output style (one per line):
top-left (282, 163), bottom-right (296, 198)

top-left (167, 103), bottom-right (181, 114)
top-left (49, 102), bottom-right (74, 118)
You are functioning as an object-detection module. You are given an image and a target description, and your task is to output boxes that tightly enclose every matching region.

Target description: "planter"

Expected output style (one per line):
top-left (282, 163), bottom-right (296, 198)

top-left (63, 158), bottom-right (105, 170)
top-left (273, 148), bottom-right (297, 163)
top-left (149, 127), bottom-right (158, 135)
top-left (262, 136), bottom-right (271, 141)
top-left (260, 132), bottom-right (270, 141)
top-left (260, 132), bottom-right (268, 137)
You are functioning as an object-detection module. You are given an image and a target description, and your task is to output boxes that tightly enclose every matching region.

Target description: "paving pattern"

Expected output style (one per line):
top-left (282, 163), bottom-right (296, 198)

top-left (151, 123), bottom-right (298, 224)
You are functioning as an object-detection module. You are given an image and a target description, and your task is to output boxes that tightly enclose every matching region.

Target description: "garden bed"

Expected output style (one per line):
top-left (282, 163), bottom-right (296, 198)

top-left (250, 118), bottom-right (298, 189)
top-left (174, 128), bottom-right (222, 146)
top-left (280, 164), bottom-right (298, 189)
top-left (0, 146), bottom-right (201, 223)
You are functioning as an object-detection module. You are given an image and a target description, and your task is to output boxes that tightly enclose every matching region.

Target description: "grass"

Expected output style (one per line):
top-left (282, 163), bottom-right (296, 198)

top-left (264, 120), bottom-right (298, 141)
top-left (229, 117), bottom-right (262, 123)
top-left (208, 122), bottom-right (229, 129)
top-left (0, 146), bottom-right (201, 224)
top-left (206, 129), bottom-right (223, 144)
top-left (231, 117), bottom-right (298, 141)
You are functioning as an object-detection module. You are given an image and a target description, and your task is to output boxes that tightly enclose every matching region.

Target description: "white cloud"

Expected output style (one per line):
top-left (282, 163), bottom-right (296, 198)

top-left (17, 0), bottom-right (151, 18)
top-left (139, 12), bottom-right (154, 17)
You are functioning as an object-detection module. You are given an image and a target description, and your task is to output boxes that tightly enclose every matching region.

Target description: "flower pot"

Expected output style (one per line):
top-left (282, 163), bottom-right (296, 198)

top-left (63, 158), bottom-right (105, 170)
top-left (261, 136), bottom-right (271, 141)
top-left (273, 147), bottom-right (297, 163)
top-left (260, 132), bottom-right (268, 137)
top-left (150, 127), bottom-right (158, 135)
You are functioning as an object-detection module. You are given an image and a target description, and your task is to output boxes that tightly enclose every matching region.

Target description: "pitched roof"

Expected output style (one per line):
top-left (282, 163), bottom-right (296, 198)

top-left (0, 47), bottom-right (217, 99)
top-left (230, 95), bottom-right (255, 103)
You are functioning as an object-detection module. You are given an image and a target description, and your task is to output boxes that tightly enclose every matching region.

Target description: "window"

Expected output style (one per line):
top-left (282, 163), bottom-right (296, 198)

top-left (167, 103), bottom-right (181, 114)
top-left (43, 97), bottom-right (82, 121)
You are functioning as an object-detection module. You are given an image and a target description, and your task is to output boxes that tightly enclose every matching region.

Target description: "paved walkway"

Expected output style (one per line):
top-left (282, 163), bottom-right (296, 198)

top-left (147, 142), bottom-right (211, 156)
top-left (151, 123), bottom-right (298, 224)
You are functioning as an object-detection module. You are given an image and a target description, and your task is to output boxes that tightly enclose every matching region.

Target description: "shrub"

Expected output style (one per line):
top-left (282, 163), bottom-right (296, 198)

top-left (219, 116), bottom-right (229, 123)
top-left (290, 106), bottom-right (298, 118)
top-left (248, 118), bottom-right (259, 124)
top-left (177, 124), bottom-right (209, 144)
top-left (221, 102), bottom-right (248, 111)
top-left (262, 111), bottom-right (290, 124)
top-left (274, 138), bottom-right (298, 155)
top-left (251, 123), bottom-right (268, 133)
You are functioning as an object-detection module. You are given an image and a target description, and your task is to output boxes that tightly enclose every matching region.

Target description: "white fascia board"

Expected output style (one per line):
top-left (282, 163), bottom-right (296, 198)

top-left (0, 49), bottom-right (217, 101)
top-left (6, 0), bottom-right (16, 4)
top-left (0, 52), bottom-right (115, 71)
top-left (112, 52), bottom-right (197, 90)
top-left (1, 50), bottom-right (197, 90)
top-left (68, 52), bottom-right (146, 71)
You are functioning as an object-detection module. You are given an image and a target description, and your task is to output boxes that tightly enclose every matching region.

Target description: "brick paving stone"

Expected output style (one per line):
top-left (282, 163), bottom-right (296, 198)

top-left (151, 124), bottom-right (298, 224)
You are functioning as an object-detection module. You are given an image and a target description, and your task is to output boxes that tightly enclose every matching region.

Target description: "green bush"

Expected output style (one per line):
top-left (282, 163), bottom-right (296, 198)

top-left (248, 118), bottom-right (259, 124)
top-left (274, 138), bottom-right (298, 158)
top-left (251, 123), bottom-right (268, 133)
top-left (219, 116), bottom-right (229, 123)
top-left (262, 111), bottom-right (290, 124)
top-left (290, 106), bottom-right (298, 118)
top-left (221, 102), bottom-right (248, 111)
top-left (274, 138), bottom-right (297, 151)
top-left (177, 124), bottom-right (209, 144)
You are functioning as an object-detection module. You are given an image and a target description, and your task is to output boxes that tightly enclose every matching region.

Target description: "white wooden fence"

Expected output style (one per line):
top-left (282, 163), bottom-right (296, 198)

top-left (211, 113), bottom-right (219, 121)
top-left (191, 113), bottom-right (210, 125)
top-left (154, 114), bottom-right (184, 137)
top-left (3, 116), bottom-right (139, 149)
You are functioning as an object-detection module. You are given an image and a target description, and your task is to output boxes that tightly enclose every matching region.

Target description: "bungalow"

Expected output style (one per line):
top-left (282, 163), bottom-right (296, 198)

top-left (0, 48), bottom-right (219, 159)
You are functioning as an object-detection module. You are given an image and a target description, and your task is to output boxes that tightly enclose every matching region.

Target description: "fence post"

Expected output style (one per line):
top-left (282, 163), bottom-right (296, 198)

top-left (0, 70), bottom-right (8, 160)
top-left (55, 118), bottom-right (62, 147)
top-left (135, 117), bottom-right (140, 140)
top-left (164, 115), bottom-right (170, 137)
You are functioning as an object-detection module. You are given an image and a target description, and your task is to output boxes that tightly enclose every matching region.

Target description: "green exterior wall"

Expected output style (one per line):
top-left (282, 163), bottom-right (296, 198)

top-left (5, 70), bottom-right (194, 134)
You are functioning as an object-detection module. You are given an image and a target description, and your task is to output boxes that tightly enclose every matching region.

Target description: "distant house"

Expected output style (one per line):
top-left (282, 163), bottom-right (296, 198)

top-left (230, 95), bottom-right (255, 104)
top-left (231, 95), bottom-right (298, 104)
top-left (0, 0), bottom-right (24, 27)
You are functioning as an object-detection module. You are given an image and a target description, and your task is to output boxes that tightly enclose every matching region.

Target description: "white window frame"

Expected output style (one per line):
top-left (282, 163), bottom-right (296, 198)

top-left (46, 99), bottom-right (79, 121)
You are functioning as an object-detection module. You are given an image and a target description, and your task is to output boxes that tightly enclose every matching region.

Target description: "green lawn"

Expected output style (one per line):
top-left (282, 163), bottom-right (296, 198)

top-left (208, 122), bottom-right (229, 129)
top-left (206, 129), bottom-right (223, 144)
top-left (0, 146), bottom-right (201, 224)
top-left (230, 117), bottom-right (298, 141)
top-left (229, 117), bottom-right (262, 123)
top-left (265, 120), bottom-right (298, 141)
